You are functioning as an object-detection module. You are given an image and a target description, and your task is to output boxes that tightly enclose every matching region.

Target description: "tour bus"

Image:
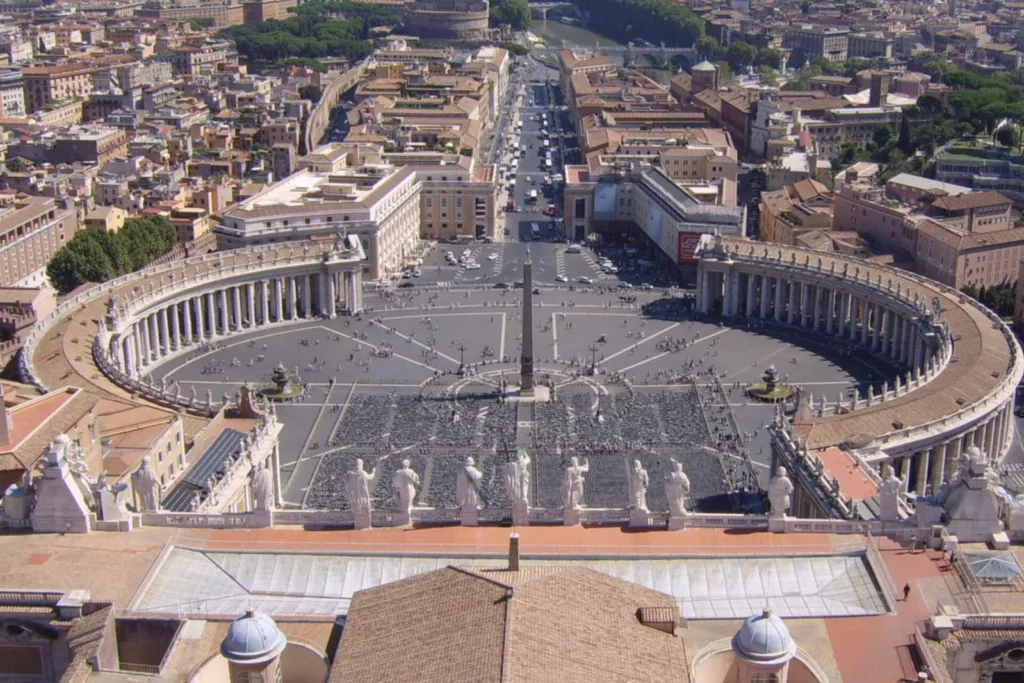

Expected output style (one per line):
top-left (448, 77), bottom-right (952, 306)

top-left (543, 139), bottom-right (550, 148)
top-left (531, 223), bottom-right (542, 240)
top-left (528, 189), bottom-right (538, 203)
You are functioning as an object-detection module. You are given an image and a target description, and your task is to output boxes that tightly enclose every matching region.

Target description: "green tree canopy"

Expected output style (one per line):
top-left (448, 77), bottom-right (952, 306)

top-left (574, 0), bottom-right (703, 47)
top-left (48, 217), bottom-right (178, 294)
top-left (725, 41), bottom-right (757, 72)
top-left (299, 83), bottom-right (323, 103)
top-left (490, 0), bottom-right (530, 29)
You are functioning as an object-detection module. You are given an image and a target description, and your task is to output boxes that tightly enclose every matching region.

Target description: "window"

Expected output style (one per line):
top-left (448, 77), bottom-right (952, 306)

top-left (750, 675), bottom-right (778, 683)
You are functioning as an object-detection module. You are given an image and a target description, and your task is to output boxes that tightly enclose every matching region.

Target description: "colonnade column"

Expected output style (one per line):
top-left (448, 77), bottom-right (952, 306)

top-left (304, 274), bottom-right (312, 317)
top-left (123, 334), bottom-right (136, 377)
top-left (246, 283), bottom-right (255, 328)
top-left (799, 283), bottom-right (810, 328)
top-left (170, 303), bottom-right (180, 350)
top-left (148, 315), bottom-right (159, 359)
top-left (785, 281), bottom-right (796, 325)
top-left (813, 286), bottom-right (823, 332)
top-left (260, 282), bottom-right (268, 327)
top-left (826, 290), bottom-right (835, 335)
top-left (773, 278), bottom-right (784, 323)
top-left (745, 272), bottom-right (756, 318)
top-left (915, 450), bottom-right (930, 494)
top-left (287, 277), bottom-right (298, 320)
top-left (327, 271), bottom-right (337, 318)
top-left (759, 275), bottom-right (771, 319)
top-left (930, 442), bottom-right (948, 494)
top-left (183, 298), bottom-right (193, 344)
top-left (838, 292), bottom-right (848, 337)
top-left (230, 287), bottom-right (240, 331)
top-left (158, 308), bottom-right (169, 355)
top-left (945, 437), bottom-right (962, 485)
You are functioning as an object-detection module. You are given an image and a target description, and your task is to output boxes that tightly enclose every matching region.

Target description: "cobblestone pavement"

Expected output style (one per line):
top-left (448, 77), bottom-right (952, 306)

top-left (156, 286), bottom-right (891, 510)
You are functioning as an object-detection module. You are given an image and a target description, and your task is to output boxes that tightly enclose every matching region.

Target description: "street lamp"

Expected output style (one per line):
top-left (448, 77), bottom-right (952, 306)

top-left (457, 342), bottom-right (468, 375)
top-left (587, 342), bottom-right (599, 376)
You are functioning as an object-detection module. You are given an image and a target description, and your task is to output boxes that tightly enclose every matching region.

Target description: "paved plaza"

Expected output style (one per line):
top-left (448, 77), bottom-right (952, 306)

top-left (153, 252), bottom-right (893, 512)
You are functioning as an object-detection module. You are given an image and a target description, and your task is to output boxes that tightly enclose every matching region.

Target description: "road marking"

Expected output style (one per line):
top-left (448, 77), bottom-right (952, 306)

top-left (551, 312), bottom-right (559, 360)
top-left (499, 312), bottom-right (507, 360)
top-left (370, 320), bottom-right (459, 365)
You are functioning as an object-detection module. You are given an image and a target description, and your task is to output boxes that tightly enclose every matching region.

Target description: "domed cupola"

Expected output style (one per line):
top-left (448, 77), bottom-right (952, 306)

top-left (732, 609), bottom-right (797, 666)
top-left (221, 610), bottom-right (286, 666)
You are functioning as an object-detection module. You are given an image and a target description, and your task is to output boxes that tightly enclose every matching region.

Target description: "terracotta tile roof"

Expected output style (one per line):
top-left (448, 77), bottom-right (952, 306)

top-left (331, 565), bottom-right (689, 683)
top-left (930, 191), bottom-right (1012, 212)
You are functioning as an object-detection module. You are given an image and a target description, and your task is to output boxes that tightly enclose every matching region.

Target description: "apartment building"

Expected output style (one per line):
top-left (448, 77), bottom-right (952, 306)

top-left (915, 218), bottom-right (1024, 289)
top-left (759, 180), bottom-right (834, 247)
top-left (847, 32), bottom-right (893, 60)
top-left (21, 63), bottom-right (95, 113)
top-left (784, 25), bottom-right (850, 62)
top-left (52, 126), bottom-right (128, 166)
top-left (833, 182), bottom-right (922, 258)
top-left (0, 195), bottom-right (79, 288)
top-left (803, 106), bottom-right (902, 157)
top-left (161, 41), bottom-right (237, 76)
top-left (935, 147), bottom-right (1024, 206)
top-left (218, 156), bottom-right (497, 278)
top-left (139, 0), bottom-right (244, 28)
top-left (0, 69), bottom-right (24, 117)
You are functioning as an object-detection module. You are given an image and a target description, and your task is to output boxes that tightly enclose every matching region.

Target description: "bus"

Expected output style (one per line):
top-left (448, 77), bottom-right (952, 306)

top-left (528, 190), bottom-right (538, 203)
top-left (531, 223), bottom-right (541, 240)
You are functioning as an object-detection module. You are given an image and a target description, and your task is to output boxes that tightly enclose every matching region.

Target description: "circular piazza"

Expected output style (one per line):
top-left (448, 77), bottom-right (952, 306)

top-left (21, 234), bottom-right (1022, 518)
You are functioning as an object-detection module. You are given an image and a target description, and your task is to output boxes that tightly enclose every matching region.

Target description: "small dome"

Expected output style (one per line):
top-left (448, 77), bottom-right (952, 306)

top-left (221, 610), bottom-right (286, 664)
top-left (693, 60), bottom-right (718, 72)
top-left (732, 609), bottom-right (797, 665)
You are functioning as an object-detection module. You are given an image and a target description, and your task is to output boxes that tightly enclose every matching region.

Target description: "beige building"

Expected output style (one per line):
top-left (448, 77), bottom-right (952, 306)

top-left (0, 195), bottom-right (79, 288)
top-left (84, 206), bottom-right (128, 233)
top-left (915, 218), bottom-right (1024, 290)
top-left (759, 180), bottom-right (834, 247)
top-left (22, 64), bottom-right (95, 114)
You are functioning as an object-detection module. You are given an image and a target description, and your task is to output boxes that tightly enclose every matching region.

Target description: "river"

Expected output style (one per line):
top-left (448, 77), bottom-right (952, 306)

top-left (530, 18), bottom-right (623, 49)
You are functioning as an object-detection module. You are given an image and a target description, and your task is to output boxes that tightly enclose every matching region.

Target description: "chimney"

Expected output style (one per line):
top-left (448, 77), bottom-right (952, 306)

top-left (508, 533), bottom-right (520, 571)
top-left (0, 397), bottom-right (12, 448)
top-left (636, 606), bottom-right (680, 635)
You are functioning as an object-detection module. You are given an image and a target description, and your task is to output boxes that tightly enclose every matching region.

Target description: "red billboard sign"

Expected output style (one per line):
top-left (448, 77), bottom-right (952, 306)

top-left (677, 232), bottom-right (702, 264)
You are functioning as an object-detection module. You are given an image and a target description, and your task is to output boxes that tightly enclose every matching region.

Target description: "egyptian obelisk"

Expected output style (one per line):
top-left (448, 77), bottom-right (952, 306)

top-left (520, 250), bottom-right (534, 392)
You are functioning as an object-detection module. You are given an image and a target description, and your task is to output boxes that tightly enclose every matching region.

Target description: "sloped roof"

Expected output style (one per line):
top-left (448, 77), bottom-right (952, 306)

top-left (330, 564), bottom-right (689, 683)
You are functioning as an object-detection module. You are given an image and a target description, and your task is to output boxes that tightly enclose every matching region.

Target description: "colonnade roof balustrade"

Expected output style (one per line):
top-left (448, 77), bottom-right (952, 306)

top-left (23, 238), bottom-right (359, 440)
top-left (704, 236), bottom-right (1022, 452)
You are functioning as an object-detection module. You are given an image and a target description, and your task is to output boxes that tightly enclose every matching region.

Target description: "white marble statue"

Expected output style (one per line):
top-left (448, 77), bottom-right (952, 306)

top-left (393, 459), bottom-right (420, 515)
top-left (767, 466), bottom-right (793, 518)
top-left (878, 462), bottom-right (903, 521)
top-left (345, 458), bottom-right (376, 517)
top-left (250, 461), bottom-right (275, 513)
top-left (629, 459), bottom-right (649, 512)
top-left (561, 456), bottom-right (589, 511)
top-left (665, 458), bottom-right (691, 517)
top-left (457, 456), bottom-right (483, 509)
top-left (132, 456), bottom-right (161, 512)
top-left (502, 448), bottom-right (531, 507)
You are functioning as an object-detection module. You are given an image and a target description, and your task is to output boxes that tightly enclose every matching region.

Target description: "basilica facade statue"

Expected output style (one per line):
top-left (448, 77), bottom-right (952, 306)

top-left (393, 459), bottom-right (420, 515)
top-left (665, 458), bottom-right (691, 517)
top-left (132, 456), bottom-right (161, 512)
top-left (561, 457), bottom-right (589, 511)
top-left (629, 459), bottom-right (649, 512)
top-left (345, 459), bottom-right (377, 517)
top-left (457, 457), bottom-right (483, 509)
top-left (768, 466), bottom-right (793, 518)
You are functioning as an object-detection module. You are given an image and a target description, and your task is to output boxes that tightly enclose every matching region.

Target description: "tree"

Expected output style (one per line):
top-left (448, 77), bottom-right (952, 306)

top-left (298, 84), bottom-right (322, 103)
top-left (898, 114), bottom-right (913, 154)
top-left (489, 0), bottom-right (530, 29)
top-left (694, 35), bottom-right (722, 62)
top-left (573, 0), bottom-right (704, 47)
top-left (755, 65), bottom-right (778, 87)
top-left (499, 41), bottom-right (528, 57)
top-left (186, 17), bottom-right (215, 30)
top-left (46, 232), bottom-right (116, 294)
top-left (755, 47), bottom-right (782, 70)
top-left (996, 124), bottom-right (1018, 149)
top-left (872, 124), bottom-right (895, 150)
top-left (725, 41), bottom-right (757, 72)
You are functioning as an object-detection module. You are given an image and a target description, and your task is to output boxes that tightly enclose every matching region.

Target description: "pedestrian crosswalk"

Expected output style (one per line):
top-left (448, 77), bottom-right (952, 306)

top-left (555, 249), bottom-right (566, 278)
top-left (579, 252), bottom-right (612, 280)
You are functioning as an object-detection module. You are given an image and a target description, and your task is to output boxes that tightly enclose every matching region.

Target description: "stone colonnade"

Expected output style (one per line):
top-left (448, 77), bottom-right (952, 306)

top-left (695, 246), bottom-right (1017, 498)
top-left (110, 267), bottom-right (362, 378)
